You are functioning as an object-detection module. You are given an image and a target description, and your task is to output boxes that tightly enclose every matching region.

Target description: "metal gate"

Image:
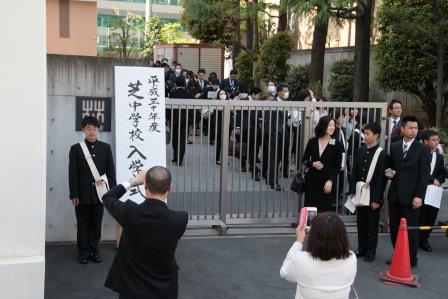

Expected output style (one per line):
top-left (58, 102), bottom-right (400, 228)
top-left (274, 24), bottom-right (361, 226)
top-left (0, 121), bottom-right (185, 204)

top-left (165, 99), bottom-right (388, 234)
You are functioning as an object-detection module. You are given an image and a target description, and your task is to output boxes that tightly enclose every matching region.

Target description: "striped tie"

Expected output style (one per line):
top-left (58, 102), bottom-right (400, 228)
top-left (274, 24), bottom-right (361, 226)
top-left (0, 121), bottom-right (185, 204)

top-left (403, 143), bottom-right (408, 158)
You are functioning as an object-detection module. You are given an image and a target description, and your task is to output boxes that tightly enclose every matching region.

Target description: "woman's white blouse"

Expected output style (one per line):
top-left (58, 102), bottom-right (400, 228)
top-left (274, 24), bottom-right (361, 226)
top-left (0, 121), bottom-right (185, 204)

top-left (280, 241), bottom-right (357, 299)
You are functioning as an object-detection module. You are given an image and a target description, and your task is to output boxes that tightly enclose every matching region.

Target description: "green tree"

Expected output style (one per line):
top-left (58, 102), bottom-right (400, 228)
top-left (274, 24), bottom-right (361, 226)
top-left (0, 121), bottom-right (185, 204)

top-left (376, 0), bottom-right (448, 125)
top-left (328, 59), bottom-right (355, 101)
top-left (286, 64), bottom-right (310, 100)
top-left (235, 50), bottom-right (254, 86)
top-left (258, 32), bottom-right (293, 83)
top-left (143, 16), bottom-right (164, 58)
top-left (110, 8), bottom-right (144, 58)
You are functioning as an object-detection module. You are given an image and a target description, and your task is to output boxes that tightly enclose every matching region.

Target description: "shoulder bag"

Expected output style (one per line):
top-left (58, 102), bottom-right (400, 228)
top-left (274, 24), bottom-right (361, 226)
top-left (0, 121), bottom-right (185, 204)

top-left (80, 141), bottom-right (109, 203)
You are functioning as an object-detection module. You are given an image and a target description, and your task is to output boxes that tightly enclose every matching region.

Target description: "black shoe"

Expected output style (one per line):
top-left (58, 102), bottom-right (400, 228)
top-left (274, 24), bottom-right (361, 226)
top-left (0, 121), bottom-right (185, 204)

top-left (411, 259), bottom-right (417, 268)
top-left (79, 256), bottom-right (89, 264)
top-left (210, 141), bottom-right (214, 145)
top-left (241, 166), bottom-right (247, 172)
top-left (90, 253), bottom-right (102, 263)
top-left (419, 241), bottom-right (433, 252)
top-left (363, 254), bottom-right (375, 262)
top-left (253, 173), bottom-right (260, 181)
top-left (256, 158), bottom-right (261, 163)
top-left (355, 251), bottom-right (365, 258)
top-left (386, 258), bottom-right (392, 265)
top-left (270, 184), bottom-right (283, 191)
top-left (283, 173), bottom-right (289, 178)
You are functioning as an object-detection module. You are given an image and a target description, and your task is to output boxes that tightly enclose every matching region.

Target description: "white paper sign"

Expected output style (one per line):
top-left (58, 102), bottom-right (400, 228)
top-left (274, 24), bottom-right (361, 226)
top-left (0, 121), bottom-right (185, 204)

top-left (344, 196), bottom-right (356, 213)
top-left (424, 185), bottom-right (443, 209)
top-left (115, 66), bottom-right (166, 203)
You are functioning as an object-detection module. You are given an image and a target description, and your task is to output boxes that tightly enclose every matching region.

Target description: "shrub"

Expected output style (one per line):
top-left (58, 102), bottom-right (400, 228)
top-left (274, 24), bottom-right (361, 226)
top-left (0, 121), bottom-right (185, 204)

top-left (328, 59), bottom-right (355, 101)
top-left (286, 64), bottom-right (310, 101)
top-left (258, 32), bottom-right (293, 83)
top-left (235, 51), bottom-right (254, 87)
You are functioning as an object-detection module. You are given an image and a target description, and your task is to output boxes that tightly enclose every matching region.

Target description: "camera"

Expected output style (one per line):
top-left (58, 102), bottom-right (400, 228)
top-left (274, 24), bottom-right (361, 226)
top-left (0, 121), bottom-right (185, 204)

top-left (299, 207), bottom-right (317, 229)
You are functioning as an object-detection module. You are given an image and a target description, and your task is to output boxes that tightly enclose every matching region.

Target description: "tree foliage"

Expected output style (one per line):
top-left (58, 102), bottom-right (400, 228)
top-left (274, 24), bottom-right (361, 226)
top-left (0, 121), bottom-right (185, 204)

top-left (375, 0), bottom-right (448, 124)
top-left (235, 50), bottom-right (254, 87)
top-left (286, 64), bottom-right (310, 100)
top-left (181, 0), bottom-right (234, 48)
top-left (258, 32), bottom-right (293, 83)
top-left (110, 9), bottom-right (144, 58)
top-left (328, 59), bottom-right (355, 101)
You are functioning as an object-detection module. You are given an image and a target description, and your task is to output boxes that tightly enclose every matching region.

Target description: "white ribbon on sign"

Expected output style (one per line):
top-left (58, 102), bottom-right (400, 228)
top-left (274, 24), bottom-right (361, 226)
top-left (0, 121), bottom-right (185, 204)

top-left (115, 66), bottom-right (166, 203)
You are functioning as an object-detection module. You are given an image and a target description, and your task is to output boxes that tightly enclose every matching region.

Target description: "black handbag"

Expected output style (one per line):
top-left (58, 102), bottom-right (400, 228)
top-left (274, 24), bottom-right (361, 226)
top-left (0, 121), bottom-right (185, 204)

top-left (290, 164), bottom-right (307, 194)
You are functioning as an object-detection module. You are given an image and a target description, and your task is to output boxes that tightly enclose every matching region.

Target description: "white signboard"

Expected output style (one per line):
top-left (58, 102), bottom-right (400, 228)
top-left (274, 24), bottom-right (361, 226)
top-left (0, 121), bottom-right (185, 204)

top-left (115, 66), bottom-right (166, 203)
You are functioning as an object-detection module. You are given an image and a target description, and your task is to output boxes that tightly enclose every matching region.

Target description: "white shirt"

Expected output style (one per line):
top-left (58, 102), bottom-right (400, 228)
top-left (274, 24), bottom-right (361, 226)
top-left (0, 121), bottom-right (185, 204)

top-left (402, 138), bottom-right (415, 152)
top-left (280, 241), bottom-right (357, 299)
top-left (389, 117), bottom-right (400, 135)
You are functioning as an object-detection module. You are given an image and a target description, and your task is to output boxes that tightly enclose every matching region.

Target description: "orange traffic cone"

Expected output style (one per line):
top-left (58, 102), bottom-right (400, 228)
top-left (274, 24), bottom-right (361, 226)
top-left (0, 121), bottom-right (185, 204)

top-left (379, 218), bottom-right (420, 287)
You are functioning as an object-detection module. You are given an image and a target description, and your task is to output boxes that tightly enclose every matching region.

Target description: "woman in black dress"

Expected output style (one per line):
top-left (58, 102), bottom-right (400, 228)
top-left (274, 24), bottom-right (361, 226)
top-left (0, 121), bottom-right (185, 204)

top-left (302, 116), bottom-right (342, 212)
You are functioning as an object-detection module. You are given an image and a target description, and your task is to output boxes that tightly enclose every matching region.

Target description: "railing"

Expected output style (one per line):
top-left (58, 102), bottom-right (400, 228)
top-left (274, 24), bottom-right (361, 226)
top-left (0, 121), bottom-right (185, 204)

top-left (165, 99), bottom-right (388, 234)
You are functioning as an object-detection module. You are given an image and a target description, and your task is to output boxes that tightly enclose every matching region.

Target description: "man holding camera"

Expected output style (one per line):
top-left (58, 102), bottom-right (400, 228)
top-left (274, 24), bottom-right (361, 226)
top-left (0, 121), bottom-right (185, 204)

top-left (103, 166), bottom-right (188, 299)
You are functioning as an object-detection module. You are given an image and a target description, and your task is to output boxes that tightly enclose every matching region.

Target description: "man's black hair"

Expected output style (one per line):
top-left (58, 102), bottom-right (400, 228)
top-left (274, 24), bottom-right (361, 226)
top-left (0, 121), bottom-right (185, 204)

top-left (174, 76), bottom-right (184, 87)
top-left (276, 82), bottom-right (288, 94)
top-left (364, 122), bottom-right (381, 137)
top-left (388, 99), bottom-right (402, 110)
top-left (420, 129), bottom-right (438, 141)
top-left (250, 86), bottom-right (262, 95)
top-left (401, 115), bottom-right (419, 127)
top-left (230, 69), bottom-right (238, 75)
top-left (198, 68), bottom-right (206, 75)
top-left (82, 116), bottom-right (100, 128)
top-left (145, 166), bottom-right (172, 195)
top-left (210, 78), bottom-right (220, 85)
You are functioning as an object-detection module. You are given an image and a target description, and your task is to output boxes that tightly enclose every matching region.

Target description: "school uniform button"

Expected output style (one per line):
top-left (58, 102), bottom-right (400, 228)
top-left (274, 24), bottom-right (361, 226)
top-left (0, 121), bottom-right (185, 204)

top-left (93, 154), bottom-right (96, 157)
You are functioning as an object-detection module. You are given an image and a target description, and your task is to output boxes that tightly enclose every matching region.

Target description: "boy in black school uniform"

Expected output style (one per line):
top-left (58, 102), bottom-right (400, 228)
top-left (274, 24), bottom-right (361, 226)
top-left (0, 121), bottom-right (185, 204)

top-left (349, 122), bottom-right (388, 262)
top-left (418, 129), bottom-right (447, 252)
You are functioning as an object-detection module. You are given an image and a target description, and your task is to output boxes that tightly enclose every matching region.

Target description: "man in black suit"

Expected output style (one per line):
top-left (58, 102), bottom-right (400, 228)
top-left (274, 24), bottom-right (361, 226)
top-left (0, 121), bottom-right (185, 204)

top-left (104, 167), bottom-right (188, 299)
top-left (349, 122), bottom-right (388, 262)
top-left (69, 116), bottom-right (116, 264)
top-left (168, 77), bottom-right (194, 166)
top-left (385, 99), bottom-right (403, 150)
top-left (265, 83), bottom-right (290, 191)
top-left (418, 129), bottom-right (447, 252)
top-left (194, 68), bottom-right (209, 97)
top-left (386, 116), bottom-right (431, 267)
top-left (220, 69), bottom-right (239, 99)
top-left (234, 86), bottom-right (263, 180)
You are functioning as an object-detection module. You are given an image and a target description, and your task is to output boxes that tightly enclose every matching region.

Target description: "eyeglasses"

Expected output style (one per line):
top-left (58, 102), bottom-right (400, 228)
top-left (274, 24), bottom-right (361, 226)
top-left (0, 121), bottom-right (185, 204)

top-left (84, 127), bottom-right (99, 132)
top-left (429, 137), bottom-right (440, 142)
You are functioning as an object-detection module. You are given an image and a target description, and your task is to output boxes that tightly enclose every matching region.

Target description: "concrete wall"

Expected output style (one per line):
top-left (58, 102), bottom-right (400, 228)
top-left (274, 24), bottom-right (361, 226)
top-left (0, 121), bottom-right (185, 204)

top-left (46, 54), bottom-right (149, 242)
top-left (0, 1), bottom-right (46, 298)
top-left (47, 0), bottom-right (97, 56)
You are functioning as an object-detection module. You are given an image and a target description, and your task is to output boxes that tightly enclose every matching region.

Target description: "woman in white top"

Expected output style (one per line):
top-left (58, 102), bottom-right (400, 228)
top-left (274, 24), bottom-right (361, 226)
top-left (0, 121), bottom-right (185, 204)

top-left (280, 212), bottom-right (357, 299)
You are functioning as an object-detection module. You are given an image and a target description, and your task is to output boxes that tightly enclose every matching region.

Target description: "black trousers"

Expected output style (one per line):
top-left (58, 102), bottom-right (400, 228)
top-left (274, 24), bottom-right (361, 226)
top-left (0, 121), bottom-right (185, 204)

top-left (75, 203), bottom-right (104, 257)
top-left (268, 133), bottom-right (289, 186)
top-left (172, 121), bottom-right (187, 165)
top-left (357, 206), bottom-right (380, 256)
top-left (389, 202), bottom-right (420, 262)
top-left (419, 204), bottom-right (439, 243)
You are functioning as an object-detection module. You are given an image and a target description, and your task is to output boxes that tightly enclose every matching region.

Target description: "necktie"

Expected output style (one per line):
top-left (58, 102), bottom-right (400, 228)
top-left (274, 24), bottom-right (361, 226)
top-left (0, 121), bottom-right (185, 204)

top-left (392, 120), bottom-right (397, 130)
top-left (200, 80), bottom-right (204, 89)
top-left (403, 143), bottom-right (408, 158)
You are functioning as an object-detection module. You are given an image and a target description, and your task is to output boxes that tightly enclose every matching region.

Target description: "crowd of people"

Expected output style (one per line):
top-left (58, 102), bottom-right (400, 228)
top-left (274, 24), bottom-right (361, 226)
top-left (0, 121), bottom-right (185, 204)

top-left (67, 61), bottom-right (447, 298)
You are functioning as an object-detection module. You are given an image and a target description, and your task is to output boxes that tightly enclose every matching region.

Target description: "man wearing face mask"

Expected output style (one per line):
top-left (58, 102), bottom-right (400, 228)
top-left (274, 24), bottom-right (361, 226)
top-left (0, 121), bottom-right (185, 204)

top-left (168, 63), bottom-right (186, 89)
top-left (263, 83), bottom-right (290, 190)
top-left (267, 81), bottom-right (276, 101)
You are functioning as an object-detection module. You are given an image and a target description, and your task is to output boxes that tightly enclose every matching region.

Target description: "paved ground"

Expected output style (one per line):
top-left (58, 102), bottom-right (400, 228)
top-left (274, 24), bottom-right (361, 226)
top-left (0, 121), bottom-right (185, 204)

top-left (45, 234), bottom-right (448, 299)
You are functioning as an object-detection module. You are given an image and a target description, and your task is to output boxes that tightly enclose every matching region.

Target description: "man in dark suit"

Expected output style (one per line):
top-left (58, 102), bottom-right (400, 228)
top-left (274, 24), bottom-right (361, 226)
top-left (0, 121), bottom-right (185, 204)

top-left (234, 87), bottom-right (263, 180)
top-left (168, 77), bottom-right (194, 166)
top-left (265, 83), bottom-right (290, 191)
top-left (220, 69), bottom-right (239, 99)
top-left (194, 68), bottom-right (209, 97)
top-left (386, 116), bottom-right (431, 267)
top-left (69, 116), bottom-right (116, 264)
top-left (349, 122), bottom-right (388, 262)
top-left (418, 129), bottom-right (447, 252)
top-left (104, 167), bottom-right (188, 299)
top-left (385, 99), bottom-right (403, 150)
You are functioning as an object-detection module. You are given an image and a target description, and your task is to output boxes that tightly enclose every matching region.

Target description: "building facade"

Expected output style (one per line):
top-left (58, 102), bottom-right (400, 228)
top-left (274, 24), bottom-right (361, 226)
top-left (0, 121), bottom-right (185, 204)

top-left (47, 0), bottom-right (98, 56)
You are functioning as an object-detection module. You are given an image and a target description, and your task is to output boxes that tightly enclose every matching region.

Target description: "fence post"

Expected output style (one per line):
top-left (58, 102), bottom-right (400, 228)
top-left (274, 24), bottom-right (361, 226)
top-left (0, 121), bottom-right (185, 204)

top-left (219, 102), bottom-right (230, 235)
